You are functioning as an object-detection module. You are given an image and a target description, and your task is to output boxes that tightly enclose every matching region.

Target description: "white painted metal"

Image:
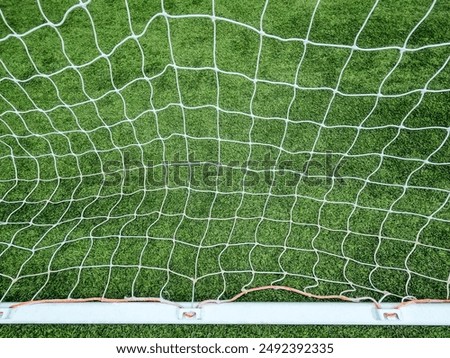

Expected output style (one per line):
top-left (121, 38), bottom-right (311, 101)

top-left (0, 302), bottom-right (449, 325)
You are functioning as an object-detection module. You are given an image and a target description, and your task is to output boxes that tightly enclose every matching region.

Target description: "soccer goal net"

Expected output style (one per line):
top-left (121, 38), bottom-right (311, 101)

top-left (0, 0), bottom-right (449, 324)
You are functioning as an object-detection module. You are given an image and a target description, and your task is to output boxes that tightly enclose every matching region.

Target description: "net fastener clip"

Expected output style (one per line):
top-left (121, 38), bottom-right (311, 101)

top-left (178, 308), bottom-right (202, 320)
top-left (376, 309), bottom-right (402, 321)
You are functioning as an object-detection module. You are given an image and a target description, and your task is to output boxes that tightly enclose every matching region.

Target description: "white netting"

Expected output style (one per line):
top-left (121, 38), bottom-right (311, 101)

top-left (0, 0), bottom-right (449, 305)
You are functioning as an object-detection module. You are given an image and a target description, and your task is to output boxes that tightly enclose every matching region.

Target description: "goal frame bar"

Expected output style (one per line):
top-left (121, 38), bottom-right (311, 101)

top-left (1, 302), bottom-right (449, 325)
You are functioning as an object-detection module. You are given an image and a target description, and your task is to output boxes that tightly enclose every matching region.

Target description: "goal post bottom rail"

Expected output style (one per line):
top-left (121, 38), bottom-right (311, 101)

top-left (1, 302), bottom-right (449, 325)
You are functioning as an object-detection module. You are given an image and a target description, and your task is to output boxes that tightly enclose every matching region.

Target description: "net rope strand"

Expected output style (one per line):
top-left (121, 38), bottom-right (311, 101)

top-left (8, 287), bottom-right (450, 310)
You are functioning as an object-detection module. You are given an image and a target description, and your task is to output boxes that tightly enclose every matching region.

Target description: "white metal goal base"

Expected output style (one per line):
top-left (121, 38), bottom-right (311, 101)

top-left (1, 302), bottom-right (449, 325)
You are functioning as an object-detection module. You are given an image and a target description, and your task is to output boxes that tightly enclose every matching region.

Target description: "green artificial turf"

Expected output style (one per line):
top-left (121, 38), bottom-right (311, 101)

top-left (0, 324), bottom-right (449, 338)
top-left (0, 0), bottom-right (449, 337)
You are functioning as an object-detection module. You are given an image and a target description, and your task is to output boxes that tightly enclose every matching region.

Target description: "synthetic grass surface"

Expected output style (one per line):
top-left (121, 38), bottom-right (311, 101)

top-left (0, 0), bottom-right (449, 337)
top-left (0, 324), bottom-right (449, 338)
